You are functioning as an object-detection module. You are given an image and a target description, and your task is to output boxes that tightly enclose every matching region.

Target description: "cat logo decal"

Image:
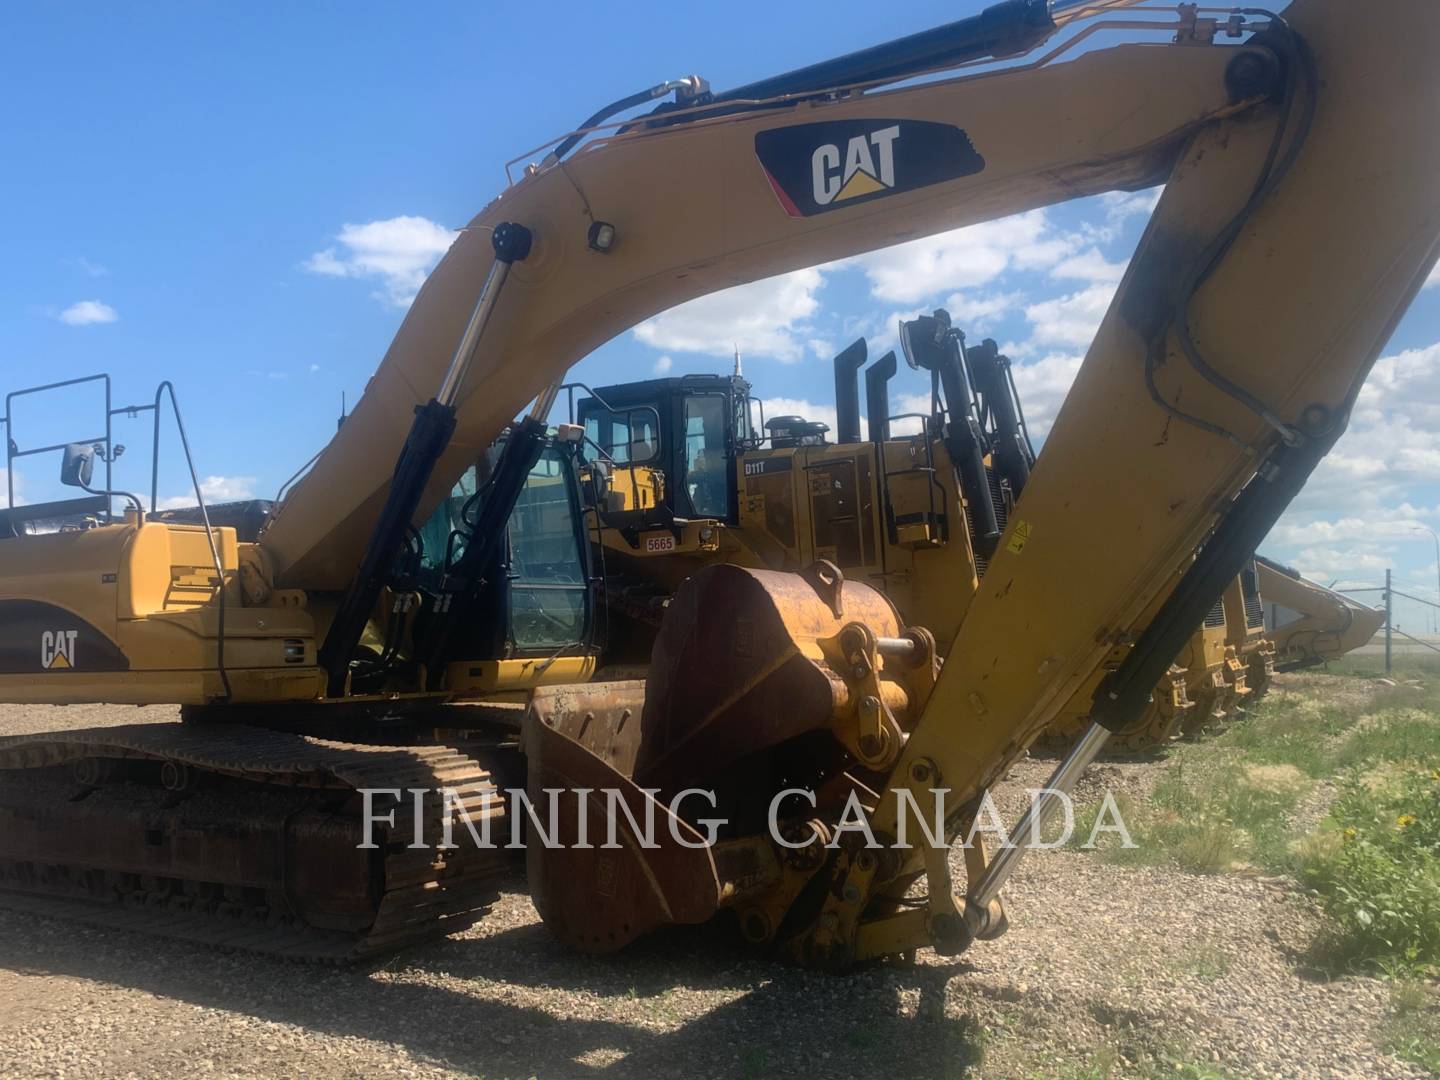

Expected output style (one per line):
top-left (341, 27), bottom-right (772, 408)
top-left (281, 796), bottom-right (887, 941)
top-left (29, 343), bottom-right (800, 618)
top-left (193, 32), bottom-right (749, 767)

top-left (41, 629), bottom-right (80, 670)
top-left (755, 119), bottom-right (985, 218)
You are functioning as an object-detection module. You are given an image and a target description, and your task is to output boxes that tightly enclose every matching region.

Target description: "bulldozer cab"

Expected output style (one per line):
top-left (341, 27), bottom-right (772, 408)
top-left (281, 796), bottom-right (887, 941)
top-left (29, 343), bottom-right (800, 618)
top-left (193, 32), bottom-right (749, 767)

top-left (574, 373), bottom-right (757, 529)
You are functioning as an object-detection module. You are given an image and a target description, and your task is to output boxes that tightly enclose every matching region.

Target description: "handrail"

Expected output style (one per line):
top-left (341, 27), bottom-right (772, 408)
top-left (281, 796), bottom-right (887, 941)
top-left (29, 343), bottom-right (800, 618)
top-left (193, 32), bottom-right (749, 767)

top-left (502, 6), bottom-right (1205, 184)
top-left (5, 373), bottom-right (114, 519)
top-left (151, 381), bottom-right (232, 702)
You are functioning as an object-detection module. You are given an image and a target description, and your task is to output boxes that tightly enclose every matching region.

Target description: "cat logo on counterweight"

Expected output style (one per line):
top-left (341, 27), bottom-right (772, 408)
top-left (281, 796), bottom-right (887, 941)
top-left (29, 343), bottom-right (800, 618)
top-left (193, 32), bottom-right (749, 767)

top-left (41, 629), bottom-right (79, 670)
top-left (755, 119), bottom-right (985, 218)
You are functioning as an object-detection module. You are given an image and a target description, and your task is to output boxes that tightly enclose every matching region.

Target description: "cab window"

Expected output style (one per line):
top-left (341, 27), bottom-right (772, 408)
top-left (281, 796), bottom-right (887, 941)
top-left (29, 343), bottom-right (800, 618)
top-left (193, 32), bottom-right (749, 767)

top-left (508, 451), bottom-right (589, 651)
top-left (583, 406), bottom-right (659, 465)
top-left (683, 394), bottom-right (729, 518)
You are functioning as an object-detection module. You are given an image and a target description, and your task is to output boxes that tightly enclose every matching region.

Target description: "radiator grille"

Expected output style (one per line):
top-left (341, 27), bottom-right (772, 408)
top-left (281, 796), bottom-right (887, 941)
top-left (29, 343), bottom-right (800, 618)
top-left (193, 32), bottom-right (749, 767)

top-left (1241, 564), bottom-right (1266, 629)
top-left (970, 466), bottom-right (1010, 579)
top-left (1203, 597), bottom-right (1226, 629)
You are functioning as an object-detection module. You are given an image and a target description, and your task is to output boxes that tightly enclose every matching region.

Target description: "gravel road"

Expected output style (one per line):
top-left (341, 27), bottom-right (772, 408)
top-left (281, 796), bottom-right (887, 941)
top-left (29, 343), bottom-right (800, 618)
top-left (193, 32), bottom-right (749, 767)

top-left (0, 693), bottom-right (1425, 1080)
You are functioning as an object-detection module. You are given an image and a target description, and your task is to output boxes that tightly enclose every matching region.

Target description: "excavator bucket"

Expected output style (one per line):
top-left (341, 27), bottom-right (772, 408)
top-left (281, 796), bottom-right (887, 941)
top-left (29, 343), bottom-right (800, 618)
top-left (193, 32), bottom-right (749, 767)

top-left (521, 563), bottom-right (912, 950)
top-left (521, 701), bottom-right (723, 953)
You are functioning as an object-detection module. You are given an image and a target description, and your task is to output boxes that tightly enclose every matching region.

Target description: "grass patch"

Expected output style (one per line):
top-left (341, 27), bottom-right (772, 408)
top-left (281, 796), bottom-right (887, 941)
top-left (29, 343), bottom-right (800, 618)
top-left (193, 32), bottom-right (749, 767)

top-left (1325, 654), bottom-right (1440, 683)
top-left (1074, 753), bottom-right (1309, 874)
top-left (1298, 766), bottom-right (1440, 973)
top-left (1071, 668), bottom-right (1440, 975)
top-left (1381, 981), bottom-right (1440, 1074)
top-left (1333, 708), bottom-right (1440, 771)
top-left (1041, 1041), bottom-right (1244, 1079)
top-left (1171, 943), bottom-right (1232, 982)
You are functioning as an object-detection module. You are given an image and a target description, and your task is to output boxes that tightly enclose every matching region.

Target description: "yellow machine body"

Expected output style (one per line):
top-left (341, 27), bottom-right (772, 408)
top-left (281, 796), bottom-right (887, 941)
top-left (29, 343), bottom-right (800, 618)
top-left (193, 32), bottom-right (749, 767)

top-left (0, 517), bottom-right (322, 705)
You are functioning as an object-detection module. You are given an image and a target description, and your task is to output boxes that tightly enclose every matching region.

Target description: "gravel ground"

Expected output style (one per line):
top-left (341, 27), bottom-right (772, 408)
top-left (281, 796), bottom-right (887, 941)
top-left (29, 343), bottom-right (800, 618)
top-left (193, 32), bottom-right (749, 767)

top-left (0, 695), bottom-right (1426, 1080)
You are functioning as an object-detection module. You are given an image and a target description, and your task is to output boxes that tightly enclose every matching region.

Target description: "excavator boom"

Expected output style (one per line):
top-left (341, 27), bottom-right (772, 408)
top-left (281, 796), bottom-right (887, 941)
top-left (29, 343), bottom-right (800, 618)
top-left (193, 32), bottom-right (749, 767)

top-left (262, 5), bottom-right (1286, 590)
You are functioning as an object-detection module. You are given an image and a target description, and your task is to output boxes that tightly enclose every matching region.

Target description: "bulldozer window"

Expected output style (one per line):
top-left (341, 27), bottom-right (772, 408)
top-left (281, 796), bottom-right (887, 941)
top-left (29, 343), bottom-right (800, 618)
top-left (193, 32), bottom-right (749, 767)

top-left (683, 394), bottom-right (729, 519)
top-left (583, 406), bottom-right (658, 465)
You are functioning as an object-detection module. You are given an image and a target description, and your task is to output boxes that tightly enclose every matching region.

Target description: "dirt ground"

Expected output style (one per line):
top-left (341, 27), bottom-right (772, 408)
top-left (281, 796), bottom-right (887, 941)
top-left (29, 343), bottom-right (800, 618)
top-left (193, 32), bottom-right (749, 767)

top-left (0, 693), bottom-right (1425, 1080)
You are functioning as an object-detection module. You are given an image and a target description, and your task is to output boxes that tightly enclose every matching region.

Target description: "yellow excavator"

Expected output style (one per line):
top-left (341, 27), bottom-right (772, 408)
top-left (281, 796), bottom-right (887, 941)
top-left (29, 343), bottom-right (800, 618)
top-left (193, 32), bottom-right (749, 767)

top-left (1256, 555), bottom-right (1387, 670)
top-left (0, 0), bottom-right (1435, 969)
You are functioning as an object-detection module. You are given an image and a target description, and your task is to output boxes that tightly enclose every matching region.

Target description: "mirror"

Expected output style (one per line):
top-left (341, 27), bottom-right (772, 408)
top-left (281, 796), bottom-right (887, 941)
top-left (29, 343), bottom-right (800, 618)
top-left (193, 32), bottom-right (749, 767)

top-left (60, 442), bottom-right (97, 489)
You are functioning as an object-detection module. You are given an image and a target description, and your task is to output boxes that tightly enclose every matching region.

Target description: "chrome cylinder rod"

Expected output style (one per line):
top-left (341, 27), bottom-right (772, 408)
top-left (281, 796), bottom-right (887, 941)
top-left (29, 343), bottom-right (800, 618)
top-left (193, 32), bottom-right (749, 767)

top-left (435, 222), bottom-right (533, 407)
top-left (968, 720), bottom-right (1111, 909)
top-left (528, 379), bottom-right (563, 424)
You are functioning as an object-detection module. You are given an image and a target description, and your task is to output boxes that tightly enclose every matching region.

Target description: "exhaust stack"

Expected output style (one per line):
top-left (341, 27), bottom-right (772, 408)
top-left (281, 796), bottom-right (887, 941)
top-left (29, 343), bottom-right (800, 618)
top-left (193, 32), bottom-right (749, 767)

top-left (832, 339), bottom-right (867, 444)
top-left (865, 351), bottom-right (897, 444)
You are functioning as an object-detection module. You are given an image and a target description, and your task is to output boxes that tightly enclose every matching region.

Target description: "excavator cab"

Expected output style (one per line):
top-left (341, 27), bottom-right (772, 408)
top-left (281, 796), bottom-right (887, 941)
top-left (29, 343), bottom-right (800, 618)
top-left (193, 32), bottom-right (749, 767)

top-left (413, 436), bottom-right (598, 693)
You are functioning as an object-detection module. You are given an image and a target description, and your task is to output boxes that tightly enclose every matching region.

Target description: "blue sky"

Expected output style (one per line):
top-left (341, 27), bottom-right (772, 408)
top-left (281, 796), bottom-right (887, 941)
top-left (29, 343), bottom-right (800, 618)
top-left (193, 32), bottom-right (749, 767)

top-left (3, 2), bottom-right (1438, 627)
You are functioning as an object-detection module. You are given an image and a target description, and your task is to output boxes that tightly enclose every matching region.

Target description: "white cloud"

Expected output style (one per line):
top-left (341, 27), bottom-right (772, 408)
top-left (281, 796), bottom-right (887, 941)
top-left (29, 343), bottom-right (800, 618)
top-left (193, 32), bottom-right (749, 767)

top-left (633, 268), bottom-right (823, 363)
top-left (848, 210), bottom-right (1078, 304)
top-left (308, 363), bottom-right (321, 374)
top-left (304, 215), bottom-right (457, 308)
top-left (1010, 352), bottom-right (1083, 441)
top-left (158, 475), bottom-right (258, 510)
top-left (66, 256), bottom-right (109, 278)
top-left (0, 468), bottom-right (24, 507)
top-left (1101, 188), bottom-right (1162, 228)
top-left (890, 391), bottom-right (935, 437)
top-left (57, 300), bottom-right (118, 326)
top-left (941, 290), bottom-right (1024, 325)
top-left (1023, 285), bottom-right (1117, 350)
top-left (1291, 545), bottom-right (1393, 583)
top-left (1048, 248), bottom-right (1126, 285)
top-left (1291, 343), bottom-right (1440, 511)
top-left (1426, 260), bottom-right (1440, 289)
top-left (1265, 342), bottom-right (1440, 585)
top-left (652, 355), bottom-right (673, 375)
top-left (1268, 510), bottom-right (1438, 548)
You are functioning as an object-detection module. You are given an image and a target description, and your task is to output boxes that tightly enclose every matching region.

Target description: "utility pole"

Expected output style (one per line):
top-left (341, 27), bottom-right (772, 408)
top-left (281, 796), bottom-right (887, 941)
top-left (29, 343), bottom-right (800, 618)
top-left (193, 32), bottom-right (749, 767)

top-left (1385, 567), bottom-right (1393, 674)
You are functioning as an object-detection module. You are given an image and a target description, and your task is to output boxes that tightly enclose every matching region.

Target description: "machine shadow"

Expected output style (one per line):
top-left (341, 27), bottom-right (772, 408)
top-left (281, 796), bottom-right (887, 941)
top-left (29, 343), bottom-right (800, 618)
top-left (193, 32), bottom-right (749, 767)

top-left (0, 901), bottom-right (987, 1079)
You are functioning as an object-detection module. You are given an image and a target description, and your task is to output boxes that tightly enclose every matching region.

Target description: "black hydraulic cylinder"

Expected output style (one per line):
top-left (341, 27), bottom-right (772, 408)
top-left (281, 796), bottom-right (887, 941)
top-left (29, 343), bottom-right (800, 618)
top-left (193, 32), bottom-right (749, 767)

top-left (833, 338), bottom-right (867, 444)
top-left (1091, 437), bottom-right (1331, 734)
top-left (418, 415), bottom-right (551, 682)
top-left (317, 222), bottom-right (531, 697)
top-left (967, 338), bottom-right (1033, 497)
top-left (939, 333), bottom-right (1001, 557)
top-left (710, 0), bottom-right (1056, 105)
top-left (318, 400), bottom-right (458, 695)
top-left (899, 312), bottom-right (1001, 556)
top-left (865, 351), bottom-right (898, 445)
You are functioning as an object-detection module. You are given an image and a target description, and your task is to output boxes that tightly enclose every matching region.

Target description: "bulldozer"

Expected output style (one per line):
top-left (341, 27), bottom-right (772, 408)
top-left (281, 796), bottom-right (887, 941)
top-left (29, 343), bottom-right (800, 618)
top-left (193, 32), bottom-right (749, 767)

top-left (0, 0), bottom-right (1436, 969)
top-left (570, 321), bottom-right (1264, 753)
